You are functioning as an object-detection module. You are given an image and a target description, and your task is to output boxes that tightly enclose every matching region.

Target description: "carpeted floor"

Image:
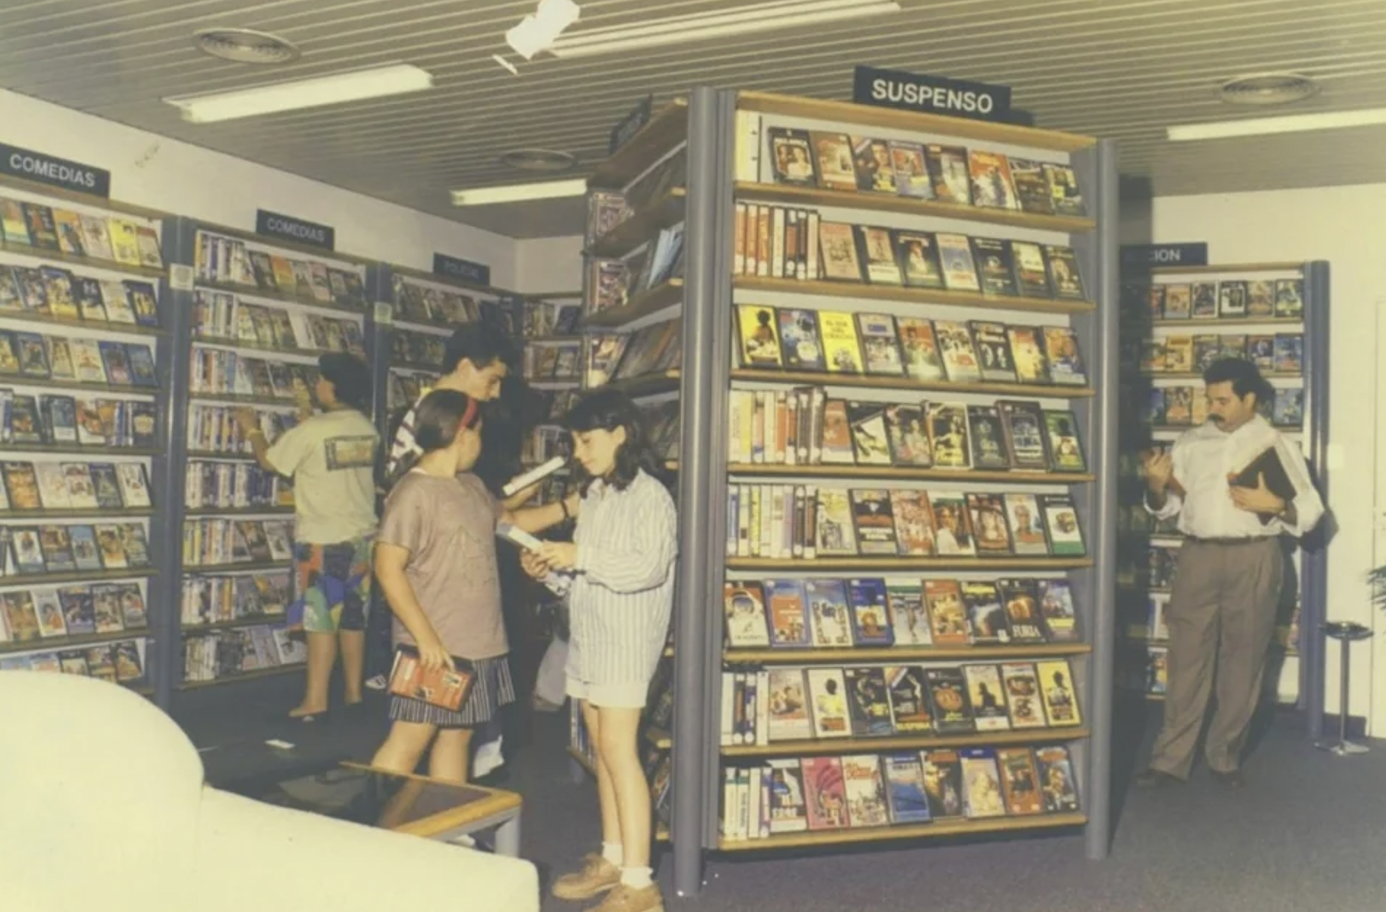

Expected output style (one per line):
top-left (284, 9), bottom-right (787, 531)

top-left (181, 680), bottom-right (1386, 912)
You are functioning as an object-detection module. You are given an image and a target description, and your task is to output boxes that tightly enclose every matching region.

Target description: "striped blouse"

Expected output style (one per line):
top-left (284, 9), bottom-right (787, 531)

top-left (546, 469), bottom-right (677, 686)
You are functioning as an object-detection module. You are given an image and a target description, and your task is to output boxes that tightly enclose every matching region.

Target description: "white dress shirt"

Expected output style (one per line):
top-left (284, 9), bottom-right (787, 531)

top-left (1146, 414), bottom-right (1324, 539)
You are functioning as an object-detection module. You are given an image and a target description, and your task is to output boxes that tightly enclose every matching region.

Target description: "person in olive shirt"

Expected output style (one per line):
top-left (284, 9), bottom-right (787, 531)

top-left (237, 353), bottom-right (379, 721)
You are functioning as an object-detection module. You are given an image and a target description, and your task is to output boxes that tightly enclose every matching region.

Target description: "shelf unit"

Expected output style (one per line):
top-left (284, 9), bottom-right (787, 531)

top-left (566, 98), bottom-right (691, 848)
top-left (1114, 261), bottom-right (1329, 734)
top-left (158, 218), bottom-right (375, 691)
top-left (633, 88), bottom-right (1119, 894)
top-left (0, 175), bottom-right (166, 699)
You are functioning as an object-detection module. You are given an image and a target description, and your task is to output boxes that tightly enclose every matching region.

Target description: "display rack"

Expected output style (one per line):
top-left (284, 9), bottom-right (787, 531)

top-left (643, 87), bottom-right (1120, 895)
top-left (158, 218), bottom-right (373, 692)
top-left (1115, 261), bottom-right (1329, 734)
top-left (0, 175), bottom-right (167, 703)
top-left (566, 98), bottom-right (690, 847)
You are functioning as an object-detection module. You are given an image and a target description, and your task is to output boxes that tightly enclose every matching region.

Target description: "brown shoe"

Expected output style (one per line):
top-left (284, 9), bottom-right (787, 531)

top-left (552, 854), bottom-right (621, 901)
top-left (585, 884), bottom-right (665, 912)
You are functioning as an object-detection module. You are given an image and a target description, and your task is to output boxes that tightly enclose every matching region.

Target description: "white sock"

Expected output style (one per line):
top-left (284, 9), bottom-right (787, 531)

top-left (601, 841), bottom-right (624, 866)
top-left (620, 866), bottom-right (653, 889)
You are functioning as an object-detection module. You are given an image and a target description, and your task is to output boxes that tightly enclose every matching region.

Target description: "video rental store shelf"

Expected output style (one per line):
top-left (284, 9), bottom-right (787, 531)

top-left (0, 171), bottom-right (167, 698)
top-left (1114, 259), bottom-right (1328, 718)
top-left (577, 85), bottom-right (1118, 896)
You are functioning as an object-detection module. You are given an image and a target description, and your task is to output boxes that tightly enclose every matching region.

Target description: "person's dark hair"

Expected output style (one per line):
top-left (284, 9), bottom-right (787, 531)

top-left (564, 388), bottom-right (660, 493)
top-left (1203, 357), bottom-right (1274, 405)
top-left (413, 388), bottom-right (481, 452)
top-left (442, 321), bottom-right (521, 375)
top-left (318, 353), bottom-right (373, 413)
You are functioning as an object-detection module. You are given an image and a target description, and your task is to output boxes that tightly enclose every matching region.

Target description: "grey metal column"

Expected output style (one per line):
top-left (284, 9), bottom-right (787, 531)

top-left (671, 85), bottom-right (734, 899)
top-left (1069, 138), bottom-right (1119, 860)
top-left (364, 264), bottom-right (395, 444)
top-left (1301, 260), bottom-right (1331, 740)
top-left (152, 216), bottom-right (198, 708)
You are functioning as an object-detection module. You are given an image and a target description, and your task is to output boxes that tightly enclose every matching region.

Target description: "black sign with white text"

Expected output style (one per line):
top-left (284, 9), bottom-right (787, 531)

top-left (433, 253), bottom-right (491, 287)
top-left (1120, 243), bottom-right (1209, 270)
top-left (256, 210), bottom-right (335, 251)
top-left (608, 94), bottom-right (654, 155)
top-left (852, 65), bottom-right (1013, 123)
top-left (0, 143), bottom-right (111, 198)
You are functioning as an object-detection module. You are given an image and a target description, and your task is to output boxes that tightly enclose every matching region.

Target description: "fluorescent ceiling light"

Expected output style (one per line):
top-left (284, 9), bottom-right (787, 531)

top-left (1167, 106), bottom-right (1386, 141)
top-left (451, 178), bottom-right (588, 206)
top-left (508, 0), bottom-right (581, 59)
top-left (165, 63), bottom-right (433, 123)
top-left (548, 0), bottom-right (900, 58)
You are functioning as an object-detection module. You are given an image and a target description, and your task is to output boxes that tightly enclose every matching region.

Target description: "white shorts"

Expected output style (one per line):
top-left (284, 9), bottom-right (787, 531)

top-left (566, 676), bottom-right (649, 709)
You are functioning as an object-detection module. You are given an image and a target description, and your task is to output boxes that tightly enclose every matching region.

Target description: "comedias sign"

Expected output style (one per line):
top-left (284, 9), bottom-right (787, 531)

top-left (0, 144), bottom-right (111, 198)
top-left (852, 65), bottom-right (1012, 123)
top-left (255, 209), bottom-right (336, 251)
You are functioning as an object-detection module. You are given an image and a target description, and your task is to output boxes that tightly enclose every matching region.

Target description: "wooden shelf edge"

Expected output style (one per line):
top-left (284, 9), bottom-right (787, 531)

top-left (736, 91), bottom-right (1097, 152)
top-left (0, 173), bottom-right (171, 222)
top-left (178, 662), bottom-right (305, 689)
top-left (588, 188), bottom-right (687, 258)
top-left (0, 626), bottom-right (153, 655)
top-left (0, 309), bottom-right (166, 336)
top-left (734, 182), bottom-right (1095, 233)
top-left (726, 557), bottom-right (1092, 571)
top-left (1149, 316), bottom-right (1303, 328)
top-left (724, 642), bottom-right (1092, 665)
top-left (581, 279), bottom-right (684, 328)
top-left (195, 279), bottom-right (369, 315)
top-left (0, 567), bottom-right (156, 586)
top-left (182, 616), bottom-right (289, 633)
top-left (717, 811), bottom-right (1087, 851)
top-left (728, 367), bottom-right (1094, 399)
top-left (589, 99), bottom-right (689, 188)
top-left (734, 275), bottom-right (1096, 315)
top-left (722, 727), bottom-right (1089, 758)
top-left (0, 444), bottom-right (160, 457)
top-left (0, 507), bottom-right (154, 520)
top-left (1146, 262), bottom-right (1304, 276)
top-left (727, 464), bottom-right (1093, 484)
top-left (567, 745), bottom-right (598, 777)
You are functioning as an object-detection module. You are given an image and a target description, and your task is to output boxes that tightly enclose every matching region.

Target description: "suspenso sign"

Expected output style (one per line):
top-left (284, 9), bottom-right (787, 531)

top-left (0, 143), bottom-right (111, 198)
top-left (433, 253), bottom-right (491, 287)
top-left (255, 209), bottom-right (336, 251)
top-left (852, 65), bottom-right (1013, 124)
top-left (1120, 243), bottom-right (1210, 270)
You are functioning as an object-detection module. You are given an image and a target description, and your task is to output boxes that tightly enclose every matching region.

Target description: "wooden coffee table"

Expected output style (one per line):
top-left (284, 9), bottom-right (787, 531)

top-left (264, 761), bottom-right (523, 856)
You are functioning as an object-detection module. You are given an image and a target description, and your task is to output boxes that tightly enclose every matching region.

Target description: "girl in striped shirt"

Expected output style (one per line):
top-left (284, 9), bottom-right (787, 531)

top-left (522, 389), bottom-right (677, 912)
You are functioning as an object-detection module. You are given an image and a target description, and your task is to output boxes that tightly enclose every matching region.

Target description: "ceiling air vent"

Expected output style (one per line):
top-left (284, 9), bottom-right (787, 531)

top-left (194, 28), bottom-right (301, 64)
top-left (1219, 72), bottom-right (1320, 106)
top-left (500, 149), bottom-right (578, 173)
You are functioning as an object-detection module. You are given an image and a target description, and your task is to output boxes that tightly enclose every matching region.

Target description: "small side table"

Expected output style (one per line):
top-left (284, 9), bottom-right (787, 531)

top-left (1315, 621), bottom-right (1373, 757)
top-left (339, 762), bottom-right (523, 855)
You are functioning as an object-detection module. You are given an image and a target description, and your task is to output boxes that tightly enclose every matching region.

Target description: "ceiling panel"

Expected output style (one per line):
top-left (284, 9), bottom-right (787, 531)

top-left (1, 0), bottom-right (1384, 237)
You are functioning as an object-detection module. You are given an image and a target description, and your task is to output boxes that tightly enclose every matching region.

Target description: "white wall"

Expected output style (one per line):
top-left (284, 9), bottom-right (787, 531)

top-left (0, 89), bottom-right (517, 286)
top-left (1124, 183), bottom-right (1386, 730)
top-left (514, 234), bottom-right (584, 295)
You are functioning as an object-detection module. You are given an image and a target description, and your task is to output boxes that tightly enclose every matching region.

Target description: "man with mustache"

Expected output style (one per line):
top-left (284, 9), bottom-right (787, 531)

top-left (1137, 357), bottom-right (1323, 789)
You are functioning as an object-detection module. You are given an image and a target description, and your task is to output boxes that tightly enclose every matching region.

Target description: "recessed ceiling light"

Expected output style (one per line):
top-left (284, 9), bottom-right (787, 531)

top-left (500, 149), bottom-right (578, 173)
top-left (164, 63), bottom-right (434, 123)
top-left (451, 178), bottom-right (588, 206)
top-left (1218, 72), bottom-right (1320, 106)
top-left (194, 28), bottom-right (301, 64)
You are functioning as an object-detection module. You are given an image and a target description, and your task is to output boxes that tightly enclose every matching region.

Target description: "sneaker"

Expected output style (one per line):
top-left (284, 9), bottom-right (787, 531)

top-left (472, 736), bottom-right (505, 778)
top-left (552, 854), bottom-right (621, 901)
top-left (584, 884), bottom-right (665, 912)
top-left (364, 674), bottom-right (387, 691)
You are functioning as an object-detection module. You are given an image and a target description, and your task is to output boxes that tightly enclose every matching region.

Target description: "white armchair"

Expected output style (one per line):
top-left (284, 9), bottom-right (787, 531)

top-left (0, 671), bottom-right (538, 912)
